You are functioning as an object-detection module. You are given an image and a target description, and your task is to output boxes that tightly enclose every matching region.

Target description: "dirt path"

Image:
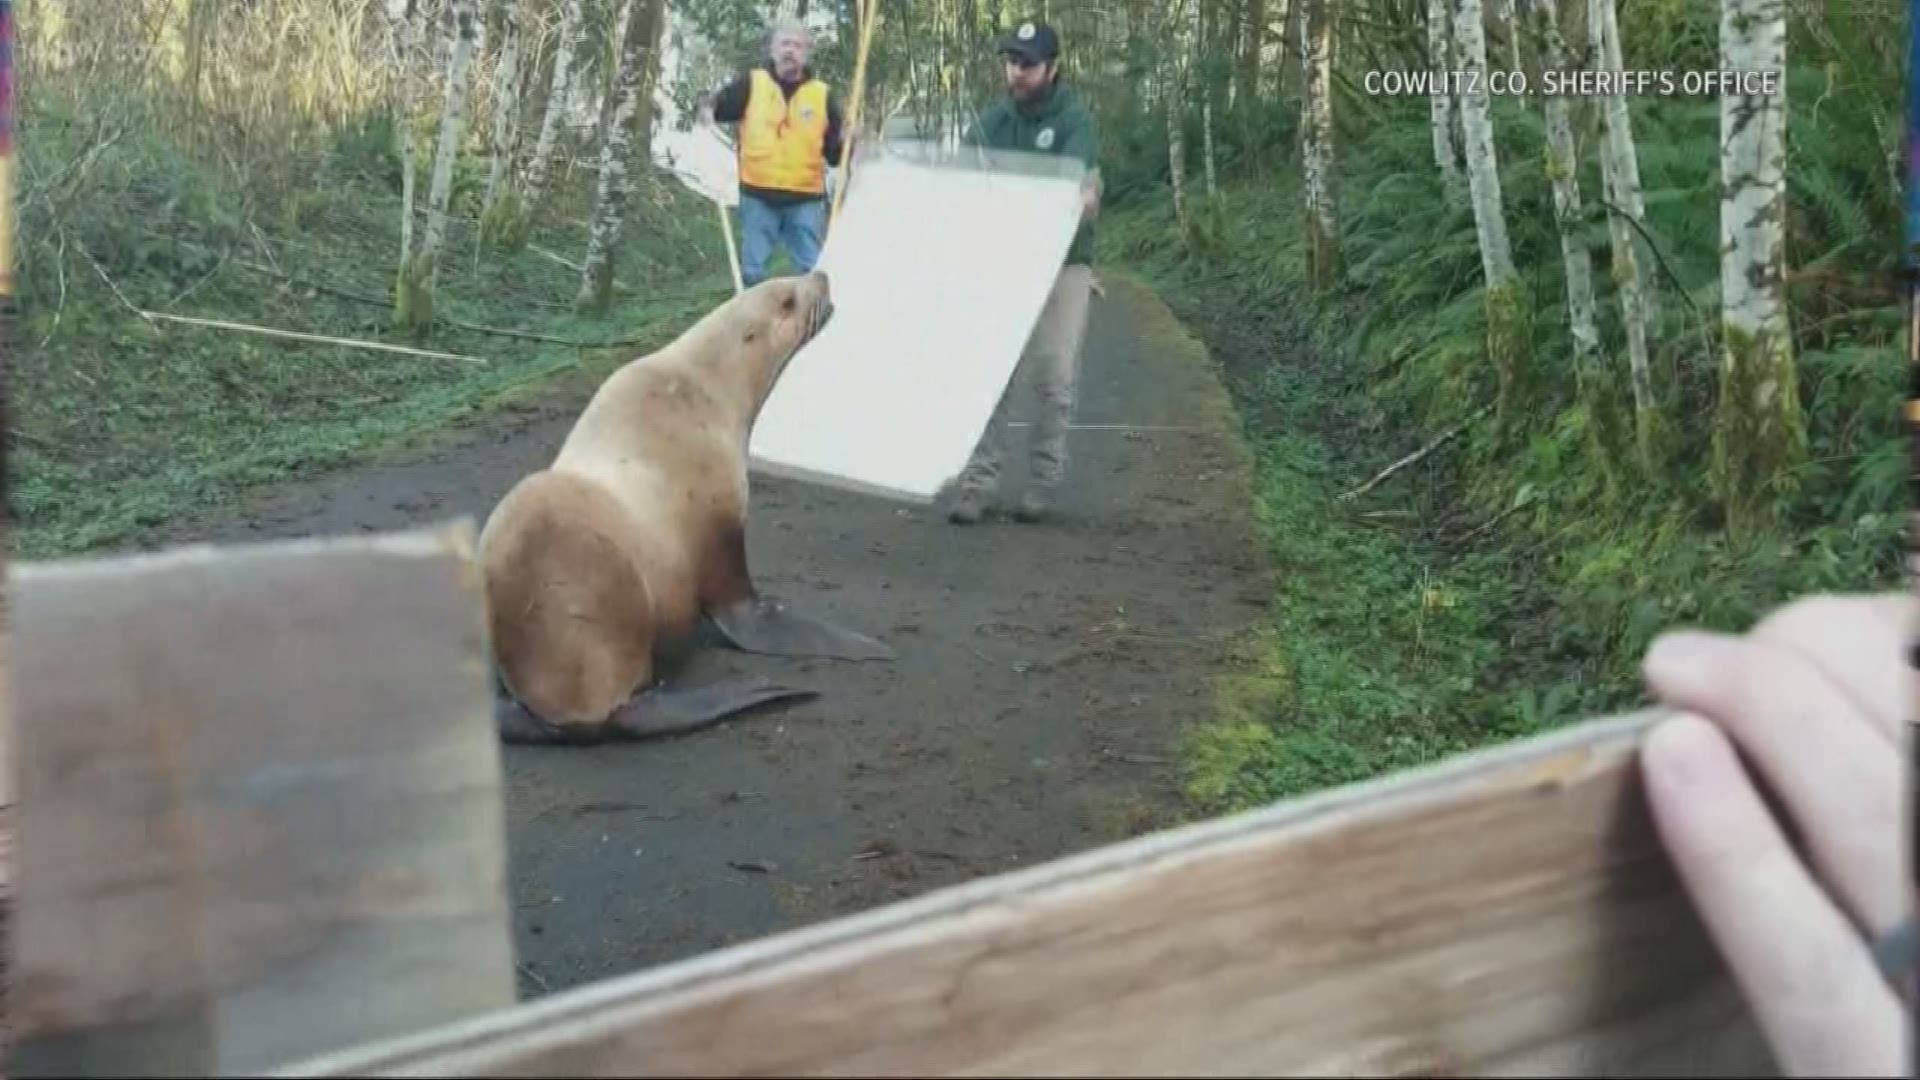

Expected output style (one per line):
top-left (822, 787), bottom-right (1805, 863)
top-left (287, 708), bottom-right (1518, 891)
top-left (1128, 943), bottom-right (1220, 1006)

top-left (147, 273), bottom-right (1274, 998)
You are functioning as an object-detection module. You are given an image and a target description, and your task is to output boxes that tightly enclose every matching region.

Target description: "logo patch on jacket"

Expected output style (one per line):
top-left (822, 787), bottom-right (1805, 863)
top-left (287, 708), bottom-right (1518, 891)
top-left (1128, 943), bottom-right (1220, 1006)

top-left (1036, 126), bottom-right (1055, 149)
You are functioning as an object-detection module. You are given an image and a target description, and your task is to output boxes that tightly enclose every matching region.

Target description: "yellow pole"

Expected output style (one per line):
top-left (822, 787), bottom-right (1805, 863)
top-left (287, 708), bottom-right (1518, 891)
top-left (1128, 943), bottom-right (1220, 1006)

top-left (828, 0), bottom-right (880, 232)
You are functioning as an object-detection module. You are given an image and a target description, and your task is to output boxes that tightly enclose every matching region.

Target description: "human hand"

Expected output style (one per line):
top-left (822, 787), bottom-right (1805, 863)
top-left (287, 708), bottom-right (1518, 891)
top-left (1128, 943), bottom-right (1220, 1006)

top-left (1639, 592), bottom-right (1914, 1078)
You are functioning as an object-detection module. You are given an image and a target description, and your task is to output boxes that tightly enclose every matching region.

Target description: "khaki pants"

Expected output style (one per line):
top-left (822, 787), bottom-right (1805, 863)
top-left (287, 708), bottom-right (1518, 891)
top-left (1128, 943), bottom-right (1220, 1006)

top-left (953, 263), bottom-right (1094, 499)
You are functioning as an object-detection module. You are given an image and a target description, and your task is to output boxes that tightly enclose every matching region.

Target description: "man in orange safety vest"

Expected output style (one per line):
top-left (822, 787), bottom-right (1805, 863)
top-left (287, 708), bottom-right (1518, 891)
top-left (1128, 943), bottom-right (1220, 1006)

top-left (698, 18), bottom-right (846, 287)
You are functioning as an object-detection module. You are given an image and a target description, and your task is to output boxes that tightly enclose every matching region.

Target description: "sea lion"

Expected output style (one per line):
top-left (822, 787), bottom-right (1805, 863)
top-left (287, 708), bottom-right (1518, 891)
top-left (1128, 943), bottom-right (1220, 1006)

top-left (479, 269), bottom-right (893, 745)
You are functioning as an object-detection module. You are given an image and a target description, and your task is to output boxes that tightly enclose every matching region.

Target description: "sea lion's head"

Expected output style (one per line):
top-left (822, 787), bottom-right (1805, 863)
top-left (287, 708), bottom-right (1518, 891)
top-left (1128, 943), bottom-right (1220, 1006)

top-left (735, 269), bottom-right (834, 403)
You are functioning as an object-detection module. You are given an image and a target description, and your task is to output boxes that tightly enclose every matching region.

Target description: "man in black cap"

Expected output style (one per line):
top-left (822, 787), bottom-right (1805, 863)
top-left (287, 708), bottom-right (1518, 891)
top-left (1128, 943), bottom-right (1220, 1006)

top-left (942, 17), bottom-right (1102, 526)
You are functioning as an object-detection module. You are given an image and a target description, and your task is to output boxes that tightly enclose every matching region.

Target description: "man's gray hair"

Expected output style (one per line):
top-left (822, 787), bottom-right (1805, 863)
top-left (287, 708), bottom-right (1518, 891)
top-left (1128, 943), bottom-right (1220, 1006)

top-left (766, 16), bottom-right (812, 50)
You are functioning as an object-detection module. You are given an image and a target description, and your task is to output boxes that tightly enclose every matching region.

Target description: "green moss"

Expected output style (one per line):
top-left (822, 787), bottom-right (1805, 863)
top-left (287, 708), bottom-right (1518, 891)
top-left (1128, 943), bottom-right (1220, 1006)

top-left (1711, 319), bottom-right (1809, 542)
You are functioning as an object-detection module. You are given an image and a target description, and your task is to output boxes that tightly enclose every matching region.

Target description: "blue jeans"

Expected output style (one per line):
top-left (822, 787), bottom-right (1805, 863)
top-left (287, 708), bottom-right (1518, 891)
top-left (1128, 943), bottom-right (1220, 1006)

top-left (738, 192), bottom-right (827, 287)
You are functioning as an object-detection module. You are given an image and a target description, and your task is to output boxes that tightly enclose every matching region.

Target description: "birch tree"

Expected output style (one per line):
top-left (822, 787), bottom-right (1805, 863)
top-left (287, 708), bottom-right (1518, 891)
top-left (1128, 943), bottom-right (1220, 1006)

top-left (397, 0), bottom-right (480, 334)
top-left (1298, 0), bottom-right (1339, 290)
top-left (1426, 0), bottom-right (1463, 196)
top-left (519, 0), bottom-right (586, 221)
top-left (387, 0), bottom-right (424, 287)
top-left (1590, 0), bottom-right (1659, 359)
top-left (1236, 0), bottom-right (1265, 128)
top-left (479, 0), bottom-right (526, 248)
top-left (575, 0), bottom-right (660, 313)
top-left (1526, 0), bottom-right (1604, 434)
top-left (1711, 0), bottom-right (1804, 536)
top-left (1166, 0), bottom-right (1192, 235)
top-left (1453, 0), bottom-right (1531, 413)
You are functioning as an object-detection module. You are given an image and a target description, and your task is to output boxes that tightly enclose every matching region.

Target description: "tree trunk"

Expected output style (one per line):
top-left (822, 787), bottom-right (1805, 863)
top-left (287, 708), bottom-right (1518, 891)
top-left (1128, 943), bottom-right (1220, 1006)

top-left (1453, 0), bottom-right (1531, 416)
top-left (480, 0), bottom-right (526, 246)
top-left (395, 0), bottom-right (479, 334)
top-left (422, 0), bottom-right (479, 285)
top-left (1590, 0), bottom-right (1657, 328)
top-left (1499, 0), bottom-right (1526, 107)
top-left (521, 0), bottom-right (586, 213)
top-left (1527, 0), bottom-right (1603, 427)
top-left (1587, 0), bottom-right (1655, 436)
top-left (630, 0), bottom-right (666, 164)
top-left (1236, 0), bottom-right (1265, 122)
top-left (1711, 0), bottom-right (1802, 538)
top-left (388, 0), bottom-right (423, 320)
top-left (1197, 0), bottom-right (1219, 198)
top-left (1426, 0), bottom-right (1464, 196)
top-left (1167, 21), bottom-right (1190, 234)
top-left (1298, 0), bottom-right (1339, 289)
top-left (575, 0), bottom-right (655, 313)
top-left (1201, 94), bottom-right (1219, 198)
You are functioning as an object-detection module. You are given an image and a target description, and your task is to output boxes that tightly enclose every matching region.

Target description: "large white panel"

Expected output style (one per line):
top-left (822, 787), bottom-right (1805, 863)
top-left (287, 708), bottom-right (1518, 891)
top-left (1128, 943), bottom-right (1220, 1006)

top-left (748, 142), bottom-right (1088, 503)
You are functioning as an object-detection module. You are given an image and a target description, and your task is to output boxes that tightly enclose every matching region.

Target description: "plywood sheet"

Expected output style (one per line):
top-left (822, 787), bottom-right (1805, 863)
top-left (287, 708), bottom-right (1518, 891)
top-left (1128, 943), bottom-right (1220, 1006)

top-left (652, 119), bottom-right (739, 208)
top-left (5, 522), bottom-right (517, 1077)
top-left (747, 144), bottom-right (1089, 503)
top-left (272, 709), bottom-right (1775, 1078)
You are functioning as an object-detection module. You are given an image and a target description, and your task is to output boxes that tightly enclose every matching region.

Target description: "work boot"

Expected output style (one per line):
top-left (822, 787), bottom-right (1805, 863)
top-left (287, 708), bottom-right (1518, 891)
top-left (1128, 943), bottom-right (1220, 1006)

top-left (1011, 487), bottom-right (1053, 523)
top-left (947, 484), bottom-right (990, 525)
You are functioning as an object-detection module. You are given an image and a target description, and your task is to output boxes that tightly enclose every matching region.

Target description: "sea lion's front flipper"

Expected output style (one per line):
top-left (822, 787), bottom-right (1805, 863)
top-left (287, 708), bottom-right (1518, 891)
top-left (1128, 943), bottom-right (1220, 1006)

top-left (708, 595), bottom-right (896, 661)
top-left (606, 681), bottom-right (820, 738)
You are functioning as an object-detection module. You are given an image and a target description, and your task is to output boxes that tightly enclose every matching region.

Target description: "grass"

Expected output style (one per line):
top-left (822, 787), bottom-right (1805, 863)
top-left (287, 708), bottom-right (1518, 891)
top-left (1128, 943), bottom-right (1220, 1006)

top-left (12, 100), bottom-right (737, 558)
top-left (1099, 70), bottom-right (1906, 814)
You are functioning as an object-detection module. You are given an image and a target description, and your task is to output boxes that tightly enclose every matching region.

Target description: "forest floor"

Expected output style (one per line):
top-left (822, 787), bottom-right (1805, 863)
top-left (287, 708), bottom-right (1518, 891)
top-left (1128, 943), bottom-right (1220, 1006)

top-left (141, 271), bottom-right (1279, 996)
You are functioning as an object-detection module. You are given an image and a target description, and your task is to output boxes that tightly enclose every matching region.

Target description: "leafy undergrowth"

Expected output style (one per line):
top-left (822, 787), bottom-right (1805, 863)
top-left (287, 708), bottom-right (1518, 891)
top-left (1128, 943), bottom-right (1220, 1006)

top-left (1101, 75), bottom-right (1905, 814)
top-left (13, 100), bottom-right (736, 558)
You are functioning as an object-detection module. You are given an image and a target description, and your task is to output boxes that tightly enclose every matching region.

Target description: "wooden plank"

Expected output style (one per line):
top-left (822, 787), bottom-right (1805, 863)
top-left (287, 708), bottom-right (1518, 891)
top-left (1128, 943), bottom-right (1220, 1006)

top-left (5, 522), bottom-right (517, 1078)
top-left (272, 708), bottom-right (1776, 1078)
top-left (746, 145), bottom-right (1088, 504)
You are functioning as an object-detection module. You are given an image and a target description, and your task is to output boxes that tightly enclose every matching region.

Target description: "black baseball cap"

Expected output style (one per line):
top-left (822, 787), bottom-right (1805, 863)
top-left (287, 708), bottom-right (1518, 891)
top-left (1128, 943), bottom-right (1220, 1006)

top-left (997, 19), bottom-right (1059, 63)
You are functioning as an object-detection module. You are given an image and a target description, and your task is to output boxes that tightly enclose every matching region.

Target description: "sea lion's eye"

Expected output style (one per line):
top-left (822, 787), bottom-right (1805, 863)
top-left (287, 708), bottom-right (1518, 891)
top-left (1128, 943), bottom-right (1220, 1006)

top-left (782, 295), bottom-right (796, 312)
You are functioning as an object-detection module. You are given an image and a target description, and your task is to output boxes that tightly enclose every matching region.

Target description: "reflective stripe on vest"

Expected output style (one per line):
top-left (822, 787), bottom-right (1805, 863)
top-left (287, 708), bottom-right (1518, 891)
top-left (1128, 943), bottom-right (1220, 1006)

top-left (739, 69), bottom-right (829, 194)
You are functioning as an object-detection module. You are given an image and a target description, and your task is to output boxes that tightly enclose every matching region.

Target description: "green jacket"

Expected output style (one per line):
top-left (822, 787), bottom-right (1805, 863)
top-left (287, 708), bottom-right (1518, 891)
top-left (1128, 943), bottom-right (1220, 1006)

top-left (962, 79), bottom-right (1101, 266)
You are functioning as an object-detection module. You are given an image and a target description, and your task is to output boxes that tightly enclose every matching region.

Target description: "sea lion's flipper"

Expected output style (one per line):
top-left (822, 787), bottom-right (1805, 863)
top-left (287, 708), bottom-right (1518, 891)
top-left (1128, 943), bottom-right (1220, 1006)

top-left (708, 595), bottom-right (896, 661)
top-left (495, 683), bottom-right (817, 745)
top-left (606, 681), bottom-right (820, 738)
top-left (496, 696), bottom-right (587, 745)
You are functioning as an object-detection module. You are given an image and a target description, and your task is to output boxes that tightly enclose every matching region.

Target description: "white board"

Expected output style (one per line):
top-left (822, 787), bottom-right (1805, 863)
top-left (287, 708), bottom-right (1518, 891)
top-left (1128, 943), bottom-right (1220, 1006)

top-left (746, 143), bottom-right (1088, 504)
top-left (652, 119), bottom-right (740, 208)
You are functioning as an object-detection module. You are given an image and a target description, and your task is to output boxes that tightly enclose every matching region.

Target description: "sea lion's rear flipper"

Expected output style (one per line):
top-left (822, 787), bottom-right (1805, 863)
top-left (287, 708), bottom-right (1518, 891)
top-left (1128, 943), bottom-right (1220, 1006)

top-left (606, 681), bottom-right (820, 738)
top-left (708, 595), bottom-right (896, 661)
top-left (496, 683), bottom-right (817, 744)
top-left (496, 696), bottom-right (584, 745)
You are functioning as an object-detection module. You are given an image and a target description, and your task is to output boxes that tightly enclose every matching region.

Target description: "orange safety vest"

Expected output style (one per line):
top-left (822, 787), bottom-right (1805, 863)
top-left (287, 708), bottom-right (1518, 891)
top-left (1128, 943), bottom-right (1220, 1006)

top-left (738, 68), bottom-right (831, 195)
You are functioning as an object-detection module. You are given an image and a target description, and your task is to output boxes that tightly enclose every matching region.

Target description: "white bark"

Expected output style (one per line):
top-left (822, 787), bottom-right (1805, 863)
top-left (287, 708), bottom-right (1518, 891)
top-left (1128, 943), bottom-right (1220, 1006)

top-left (1588, 0), bottom-right (1655, 413)
top-left (1713, 0), bottom-right (1800, 524)
top-left (1589, 0), bottom-right (1666, 320)
top-left (421, 0), bottom-right (479, 289)
top-left (1202, 95), bottom-right (1219, 197)
top-left (483, 0), bottom-right (525, 216)
top-left (522, 0), bottom-right (586, 211)
top-left (576, 0), bottom-right (652, 309)
top-left (389, 0), bottom-right (422, 272)
top-left (1500, 0), bottom-right (1525, 101)
top-left (1453, 0), bottom-right (1515, 287)
top-left (1426, 0), bottom-right (1464, 194)
top-left (1719, 0), bottom-right (1792, 370)
top-left (1527, 0), bottom-right (1601, 385)
top-left (1168, 0), bottom-right (1192, 228)
top-left (1298, 0), bottom-right (1338, 284)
